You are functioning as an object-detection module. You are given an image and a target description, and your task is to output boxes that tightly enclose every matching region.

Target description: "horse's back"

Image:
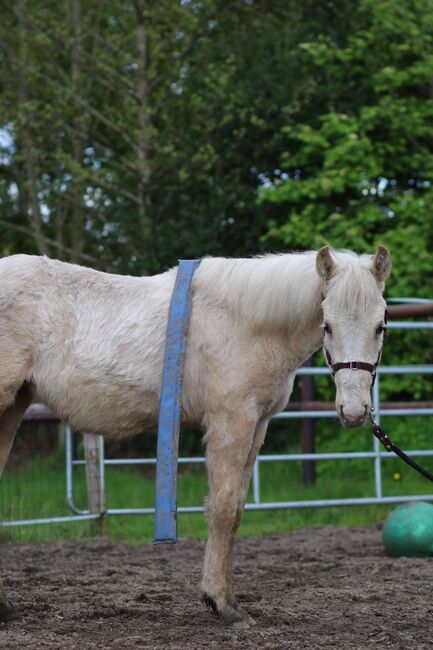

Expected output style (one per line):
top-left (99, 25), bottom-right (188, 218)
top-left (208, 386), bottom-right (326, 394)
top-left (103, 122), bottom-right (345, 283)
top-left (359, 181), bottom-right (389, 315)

top-left (0, 255), bottom-right (176, 435)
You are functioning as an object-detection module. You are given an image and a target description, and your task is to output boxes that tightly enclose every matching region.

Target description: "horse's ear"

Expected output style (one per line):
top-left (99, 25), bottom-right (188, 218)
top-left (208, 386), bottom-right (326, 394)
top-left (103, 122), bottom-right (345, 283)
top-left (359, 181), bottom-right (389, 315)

top-left (371, 245), bottom-right (392, 282)
top-left (316, 246), bottom-right (335, 282)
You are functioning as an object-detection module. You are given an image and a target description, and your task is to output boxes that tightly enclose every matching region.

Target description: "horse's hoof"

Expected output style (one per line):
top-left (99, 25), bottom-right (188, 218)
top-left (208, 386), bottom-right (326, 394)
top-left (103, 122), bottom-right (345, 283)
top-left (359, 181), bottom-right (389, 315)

top-left (235, 605), bottom-right (256, 627)
top-left (220, 604), bottom-right (252, 629)
top-left (200, 592), bottom-right (254, 628)
top-left (231, 618), bottom-right (250, 631)
top-left (0, 601), bottom-right (22, 624)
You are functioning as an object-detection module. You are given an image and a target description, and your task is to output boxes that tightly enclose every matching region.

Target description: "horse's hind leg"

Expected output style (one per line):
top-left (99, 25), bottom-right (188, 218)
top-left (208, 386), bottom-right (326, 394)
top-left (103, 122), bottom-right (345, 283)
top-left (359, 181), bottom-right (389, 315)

top-left (0, 380), bottom-right (35, 623)
top-left (0, 583), bottom-right (22, 623)
top-left (200, 408), bottom-right (258, 628)
top-left (0, 381), bottom-right (35, 475)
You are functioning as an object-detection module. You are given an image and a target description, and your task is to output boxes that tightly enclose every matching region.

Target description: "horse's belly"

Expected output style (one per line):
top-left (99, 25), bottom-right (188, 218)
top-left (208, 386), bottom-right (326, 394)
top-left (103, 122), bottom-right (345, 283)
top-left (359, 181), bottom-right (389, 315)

top-left (33, 366), bottom-right (161, 437)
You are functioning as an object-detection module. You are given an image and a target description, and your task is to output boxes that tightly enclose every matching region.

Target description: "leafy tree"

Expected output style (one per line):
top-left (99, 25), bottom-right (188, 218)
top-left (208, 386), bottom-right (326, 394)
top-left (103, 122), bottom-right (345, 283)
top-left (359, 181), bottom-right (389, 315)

top-left (260, 0), bottom-right (433, 301)
top-left (1, 0), bottom-right (361, 273)
top-left (259, 0), bottom-right (433, 442)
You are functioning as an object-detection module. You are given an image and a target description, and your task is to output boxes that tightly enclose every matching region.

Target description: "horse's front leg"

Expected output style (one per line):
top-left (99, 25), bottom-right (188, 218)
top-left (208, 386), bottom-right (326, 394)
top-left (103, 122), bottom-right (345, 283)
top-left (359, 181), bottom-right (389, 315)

top-left (224, 417), bottom-right (270, 614)
top-left (200, 409), bottom-right (258, 628)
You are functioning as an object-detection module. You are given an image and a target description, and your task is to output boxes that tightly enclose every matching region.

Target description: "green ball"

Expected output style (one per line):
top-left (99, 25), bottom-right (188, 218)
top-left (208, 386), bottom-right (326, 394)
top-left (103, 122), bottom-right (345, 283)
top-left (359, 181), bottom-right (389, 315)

top-left (383, 502), bottom-right (433, 557)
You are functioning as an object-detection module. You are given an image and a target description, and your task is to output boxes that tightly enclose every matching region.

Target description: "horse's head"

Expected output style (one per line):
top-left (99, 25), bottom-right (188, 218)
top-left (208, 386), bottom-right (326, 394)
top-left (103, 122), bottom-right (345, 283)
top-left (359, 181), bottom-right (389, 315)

top-left (316, 245), bottom-right (392, 428)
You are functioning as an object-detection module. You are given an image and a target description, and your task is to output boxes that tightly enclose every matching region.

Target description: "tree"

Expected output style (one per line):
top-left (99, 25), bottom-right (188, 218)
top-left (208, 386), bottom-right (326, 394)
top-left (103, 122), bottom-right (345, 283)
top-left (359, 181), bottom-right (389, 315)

top-left (1, 1), bottom-right (355, 273)
top-left (259, 0), bottom-right (433, 407)
top-left (259, 0), bottom-right (433, 300)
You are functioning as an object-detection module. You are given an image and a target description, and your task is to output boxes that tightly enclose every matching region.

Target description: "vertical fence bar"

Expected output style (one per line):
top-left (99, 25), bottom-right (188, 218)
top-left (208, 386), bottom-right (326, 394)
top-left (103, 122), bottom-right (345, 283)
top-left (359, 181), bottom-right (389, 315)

top-left (301, 356), bottom-right (316, 485)
top-left (252, 459), bottom-right (260, 504)
top-left (65, 425), bottom-right (73, 507)
top-left (373, 374), bottom-right (383, 499)
top-left (99, 434), bottom-right (105, 512)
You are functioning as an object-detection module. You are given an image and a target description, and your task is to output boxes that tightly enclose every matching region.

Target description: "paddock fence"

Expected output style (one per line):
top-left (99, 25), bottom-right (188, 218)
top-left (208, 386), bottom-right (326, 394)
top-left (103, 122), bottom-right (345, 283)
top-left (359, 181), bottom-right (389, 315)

top-left (0, 298), bottom-right (432, 530)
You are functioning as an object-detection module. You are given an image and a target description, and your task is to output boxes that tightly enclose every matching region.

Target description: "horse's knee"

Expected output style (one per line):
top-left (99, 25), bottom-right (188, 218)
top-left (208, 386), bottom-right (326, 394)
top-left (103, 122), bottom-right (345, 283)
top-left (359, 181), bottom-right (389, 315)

top-left (207, 488), bottom-right (239, 527)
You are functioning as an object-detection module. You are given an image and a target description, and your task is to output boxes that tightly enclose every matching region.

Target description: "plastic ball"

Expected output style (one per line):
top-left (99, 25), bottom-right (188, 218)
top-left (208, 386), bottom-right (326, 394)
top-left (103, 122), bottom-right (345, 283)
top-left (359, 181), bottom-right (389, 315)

top-left (383, 501), bottom-right (433, 557)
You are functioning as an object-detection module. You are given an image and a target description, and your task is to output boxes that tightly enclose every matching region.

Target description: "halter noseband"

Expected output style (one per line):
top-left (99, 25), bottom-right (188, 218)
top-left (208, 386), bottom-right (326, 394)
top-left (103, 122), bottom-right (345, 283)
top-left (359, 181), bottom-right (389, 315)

top-left (324, 310), bottom-right (387, 387)
top-left (325, 348), bottom-right (382, 385)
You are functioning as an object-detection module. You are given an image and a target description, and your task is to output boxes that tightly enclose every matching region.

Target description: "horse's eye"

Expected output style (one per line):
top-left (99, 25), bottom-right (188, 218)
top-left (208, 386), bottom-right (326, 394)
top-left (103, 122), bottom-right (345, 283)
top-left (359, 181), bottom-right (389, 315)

top-left (323, 322), bottom-right (332, 335)
top-left (376, 324), bottom-right (386, 336)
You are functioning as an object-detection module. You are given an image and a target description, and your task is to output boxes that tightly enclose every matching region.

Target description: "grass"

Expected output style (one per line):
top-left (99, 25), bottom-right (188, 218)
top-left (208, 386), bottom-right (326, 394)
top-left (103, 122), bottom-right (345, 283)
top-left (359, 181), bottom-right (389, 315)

top-left (1, 446), bottom-right (432, 545)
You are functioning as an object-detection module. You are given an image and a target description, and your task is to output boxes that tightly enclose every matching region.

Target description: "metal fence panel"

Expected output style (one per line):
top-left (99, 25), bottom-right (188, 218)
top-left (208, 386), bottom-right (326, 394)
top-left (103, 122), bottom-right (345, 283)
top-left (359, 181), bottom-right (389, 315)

top-left (1, 316), bottom-right (432, 528)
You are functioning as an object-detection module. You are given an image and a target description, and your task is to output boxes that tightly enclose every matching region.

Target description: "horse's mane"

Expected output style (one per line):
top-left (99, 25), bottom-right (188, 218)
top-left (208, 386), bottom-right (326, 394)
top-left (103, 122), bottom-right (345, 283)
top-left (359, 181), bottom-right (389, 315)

top-left (196, 250), bottom-right (377, 332)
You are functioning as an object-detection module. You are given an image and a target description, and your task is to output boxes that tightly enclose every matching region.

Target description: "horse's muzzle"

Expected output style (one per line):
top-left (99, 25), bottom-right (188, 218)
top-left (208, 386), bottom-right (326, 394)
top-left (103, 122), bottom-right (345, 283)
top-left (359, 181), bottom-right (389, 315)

top-left (338, 404), bottom-right (368, 428)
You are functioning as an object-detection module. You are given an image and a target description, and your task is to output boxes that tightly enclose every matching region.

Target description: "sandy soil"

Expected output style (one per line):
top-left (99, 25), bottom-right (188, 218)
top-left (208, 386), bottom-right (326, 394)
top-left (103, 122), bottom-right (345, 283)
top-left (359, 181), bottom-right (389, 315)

top-left (1, 524), bottom-right (432, 649)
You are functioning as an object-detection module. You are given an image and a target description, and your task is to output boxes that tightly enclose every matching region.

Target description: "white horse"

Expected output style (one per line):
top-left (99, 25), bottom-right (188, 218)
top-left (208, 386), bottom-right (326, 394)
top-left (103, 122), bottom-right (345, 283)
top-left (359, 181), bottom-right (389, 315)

top-left (0, 245), bottom-right (391, 627)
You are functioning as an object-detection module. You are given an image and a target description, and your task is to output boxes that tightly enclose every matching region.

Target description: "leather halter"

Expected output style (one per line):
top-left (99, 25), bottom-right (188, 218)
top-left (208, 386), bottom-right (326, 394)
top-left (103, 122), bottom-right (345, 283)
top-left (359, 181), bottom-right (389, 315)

top-left (323, 309), bottom-right (433, 483)
top-left (324, 310), bottom-right (387, 387)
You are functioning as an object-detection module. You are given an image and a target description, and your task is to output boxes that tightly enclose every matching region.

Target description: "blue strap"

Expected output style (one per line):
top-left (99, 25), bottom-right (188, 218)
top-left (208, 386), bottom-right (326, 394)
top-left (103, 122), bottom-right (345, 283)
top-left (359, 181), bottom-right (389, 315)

top-left (153, 259), bottom-right (201, 544)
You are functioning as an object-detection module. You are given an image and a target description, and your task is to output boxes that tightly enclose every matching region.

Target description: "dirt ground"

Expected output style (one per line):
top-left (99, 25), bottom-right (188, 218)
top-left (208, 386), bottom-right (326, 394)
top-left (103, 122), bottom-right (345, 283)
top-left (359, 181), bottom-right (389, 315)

top-left (0, 524), bottom-right (432, 650)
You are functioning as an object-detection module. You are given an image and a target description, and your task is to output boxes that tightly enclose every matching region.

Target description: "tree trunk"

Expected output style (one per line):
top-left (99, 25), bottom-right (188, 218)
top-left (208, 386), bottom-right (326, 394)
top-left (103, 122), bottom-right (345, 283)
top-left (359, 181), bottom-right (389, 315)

top-left (134, 1), bottom-right (152, 249)
top-left (17, 2), bottom-right (50, 256)
top-left (69, 0), bottom-right (86, 264)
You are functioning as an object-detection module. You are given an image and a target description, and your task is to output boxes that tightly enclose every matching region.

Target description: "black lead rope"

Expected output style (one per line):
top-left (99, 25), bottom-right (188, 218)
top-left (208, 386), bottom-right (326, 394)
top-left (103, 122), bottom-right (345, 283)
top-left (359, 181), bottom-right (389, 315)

top-left (370, 411), bottom-right (433, 483)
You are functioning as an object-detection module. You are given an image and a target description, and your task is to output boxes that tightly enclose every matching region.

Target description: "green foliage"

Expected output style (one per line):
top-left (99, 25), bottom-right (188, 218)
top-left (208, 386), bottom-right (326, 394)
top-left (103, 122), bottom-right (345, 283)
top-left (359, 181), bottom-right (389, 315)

top-left (259, 0), bottom-right (433, 405)
top-left (0, 0), bottom-right (323, 273)
top-left (260, 0), bottom-right (433, 301)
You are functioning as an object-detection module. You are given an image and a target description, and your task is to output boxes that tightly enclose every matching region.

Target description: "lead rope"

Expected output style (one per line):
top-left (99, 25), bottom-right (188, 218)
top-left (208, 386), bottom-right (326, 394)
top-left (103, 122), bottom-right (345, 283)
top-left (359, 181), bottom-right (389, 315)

top-left (370, 409), bottom-right (433, 482)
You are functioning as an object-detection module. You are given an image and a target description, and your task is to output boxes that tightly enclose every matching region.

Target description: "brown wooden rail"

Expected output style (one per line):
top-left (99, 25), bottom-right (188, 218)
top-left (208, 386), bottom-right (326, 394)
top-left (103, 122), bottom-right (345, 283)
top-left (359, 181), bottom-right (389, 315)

top-left (387, 303), bottom-right (433, 319)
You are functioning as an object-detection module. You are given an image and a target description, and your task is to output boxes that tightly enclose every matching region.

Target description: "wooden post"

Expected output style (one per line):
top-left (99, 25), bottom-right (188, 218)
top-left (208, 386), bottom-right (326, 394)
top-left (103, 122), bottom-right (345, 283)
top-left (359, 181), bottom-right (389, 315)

top-left (83, 433), bottom-right (107, 535)
top-left (301, 356), bottom-right (316, 485)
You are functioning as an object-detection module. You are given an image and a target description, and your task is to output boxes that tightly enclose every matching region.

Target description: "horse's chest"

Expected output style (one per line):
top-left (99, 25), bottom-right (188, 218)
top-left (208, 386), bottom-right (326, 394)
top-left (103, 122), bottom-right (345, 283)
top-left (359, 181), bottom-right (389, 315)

top-left (256, 367), bottom-right (295, 417)
top-left (238, 343), bottom-right (294, 416)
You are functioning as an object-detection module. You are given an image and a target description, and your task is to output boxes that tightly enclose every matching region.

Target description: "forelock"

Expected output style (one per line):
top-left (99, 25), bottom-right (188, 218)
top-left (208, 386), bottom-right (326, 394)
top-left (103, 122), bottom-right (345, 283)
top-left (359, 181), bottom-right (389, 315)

top-left (324, 256), bottom-right (384, 318)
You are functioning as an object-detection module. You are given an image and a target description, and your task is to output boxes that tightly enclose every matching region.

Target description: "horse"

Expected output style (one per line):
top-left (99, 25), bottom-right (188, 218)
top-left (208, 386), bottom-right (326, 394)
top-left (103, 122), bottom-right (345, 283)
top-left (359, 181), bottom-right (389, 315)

top-left (0, 245), bottom-right (391, 627)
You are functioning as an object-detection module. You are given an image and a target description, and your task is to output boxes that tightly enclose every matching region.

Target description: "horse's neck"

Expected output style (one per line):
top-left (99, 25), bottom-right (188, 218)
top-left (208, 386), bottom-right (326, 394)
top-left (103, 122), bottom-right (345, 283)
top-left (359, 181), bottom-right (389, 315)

top-left (197, 253), bottom-right (323, 340)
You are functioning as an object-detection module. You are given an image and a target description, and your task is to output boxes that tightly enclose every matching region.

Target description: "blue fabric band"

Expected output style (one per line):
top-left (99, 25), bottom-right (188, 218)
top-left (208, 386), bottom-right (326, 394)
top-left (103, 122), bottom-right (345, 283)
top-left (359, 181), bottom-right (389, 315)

top-left (154, 259), bottom-right (201, 544)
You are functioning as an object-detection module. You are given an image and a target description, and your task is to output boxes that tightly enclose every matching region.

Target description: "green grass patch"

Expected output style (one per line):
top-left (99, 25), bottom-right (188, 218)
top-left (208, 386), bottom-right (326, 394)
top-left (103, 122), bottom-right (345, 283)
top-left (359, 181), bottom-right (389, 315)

top-left (1, 447), bottom-right (432, 545)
